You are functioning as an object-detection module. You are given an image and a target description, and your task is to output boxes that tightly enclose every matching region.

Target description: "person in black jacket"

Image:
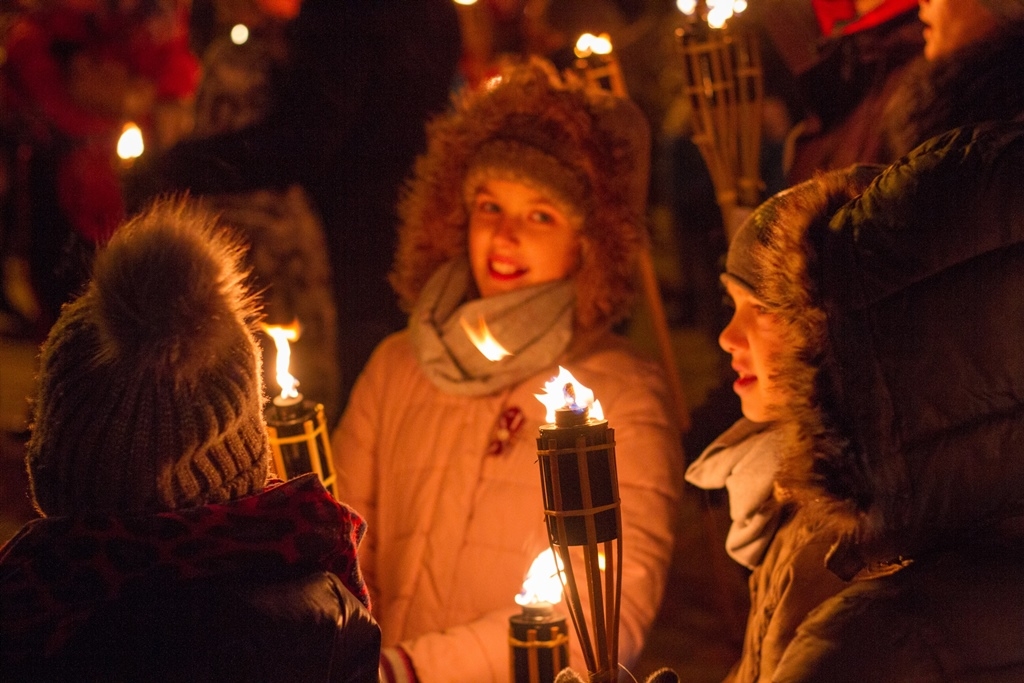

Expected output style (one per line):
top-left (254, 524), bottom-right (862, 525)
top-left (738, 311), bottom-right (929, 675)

top-left (0, 197), bottom-right (380, 682)
top-left (725, 120), bottom-right (1024, 681)
top-left (881, 0), bottom-right (1024, 158)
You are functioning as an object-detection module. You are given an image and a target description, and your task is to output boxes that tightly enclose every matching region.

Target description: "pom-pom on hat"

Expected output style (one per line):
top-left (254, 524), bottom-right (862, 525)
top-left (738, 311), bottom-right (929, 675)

top-left (26, 197), bottom-right (271, 517)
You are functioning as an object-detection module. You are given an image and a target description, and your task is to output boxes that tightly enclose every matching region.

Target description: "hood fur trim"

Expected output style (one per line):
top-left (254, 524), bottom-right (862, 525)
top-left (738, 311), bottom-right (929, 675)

top-left (767, 124), bottom-right (1024, 571)
top-left (741, 166), bottom-right (882, 550)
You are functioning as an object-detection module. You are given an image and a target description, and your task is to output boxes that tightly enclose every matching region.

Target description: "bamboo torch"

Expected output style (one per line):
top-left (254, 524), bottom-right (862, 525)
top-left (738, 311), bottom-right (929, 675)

top-left (675, 0), bottom-right (764, 239)
top-left (571, 35), bottom-right (692, 434)
top-left (262, 322), bottom-right (338, 497)
top-left (535, 367), bottom-right (621, 683)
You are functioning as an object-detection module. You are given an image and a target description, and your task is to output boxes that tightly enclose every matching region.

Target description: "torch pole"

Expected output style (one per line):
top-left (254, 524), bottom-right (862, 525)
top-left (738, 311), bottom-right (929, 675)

top-left (576, 48), bottom-right (692, 434)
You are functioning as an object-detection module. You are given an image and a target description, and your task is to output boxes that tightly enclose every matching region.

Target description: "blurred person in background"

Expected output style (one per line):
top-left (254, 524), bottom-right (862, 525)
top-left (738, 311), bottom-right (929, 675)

top-left (0, 0), bottom-right (198, 335)
top-left (129, 0), bottom-right (461, 413)
top-left (880, 0), bottom-right (1024, 157)
top-left (153, 0), bottom-right (345, 421)
top-left (776, 0), bottom-right (923, 184)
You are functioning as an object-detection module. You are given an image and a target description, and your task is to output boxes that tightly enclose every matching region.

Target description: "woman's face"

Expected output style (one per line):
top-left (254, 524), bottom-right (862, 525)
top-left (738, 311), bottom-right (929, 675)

top-left (719, 279), bottom-right (789, 423)
top-left (919, 0), bottom-right (1001, 60)
top-left (467, 178), bottom-right (581, 298)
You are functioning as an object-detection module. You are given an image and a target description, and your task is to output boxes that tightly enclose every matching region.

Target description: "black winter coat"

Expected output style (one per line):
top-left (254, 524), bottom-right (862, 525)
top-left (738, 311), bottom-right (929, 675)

top-left (766, 122), bottom-right (1024, 681)
top-left (1, 475), bottom-right (381, 682)
top-left (7, 572), bottom-right (381, 683)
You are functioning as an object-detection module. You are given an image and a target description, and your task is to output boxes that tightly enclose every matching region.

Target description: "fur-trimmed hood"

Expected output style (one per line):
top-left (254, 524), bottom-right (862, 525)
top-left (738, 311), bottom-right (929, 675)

top-left (390, 58), bottom-right (650, 331)
top-left (753, 122), bottom-right (1024, 577)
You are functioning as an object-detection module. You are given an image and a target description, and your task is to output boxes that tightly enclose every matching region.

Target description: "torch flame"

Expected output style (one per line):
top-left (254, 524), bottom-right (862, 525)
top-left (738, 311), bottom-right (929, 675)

top-left (117, 122), bottom-right (144, 160)
top-left (262, 322), bottom-right (301, 399)
top-left (574, 32), bottom-right (613, 58)
top-left (515, 548), bottom-right (564, 606)
top-left (535, 366), bottom-right (604, 423)
top-left (460, 315), bottom-right (512, 361)
top-left (677, 0), bottom-right (747, 25)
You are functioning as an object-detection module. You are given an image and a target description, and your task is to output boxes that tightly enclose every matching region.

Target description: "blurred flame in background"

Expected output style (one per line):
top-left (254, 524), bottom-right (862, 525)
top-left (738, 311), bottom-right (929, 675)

top-left (116, 123), bottom-right (144, 160)
top-left (676, 0), bottom-right (748, 28)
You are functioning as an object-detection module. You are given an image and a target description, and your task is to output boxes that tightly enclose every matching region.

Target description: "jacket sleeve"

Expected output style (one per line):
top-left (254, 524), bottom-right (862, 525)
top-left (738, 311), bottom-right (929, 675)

top-left (329, 574), bottom-right (385, 683)
top-left (399, 607), bottom-right (520, 683)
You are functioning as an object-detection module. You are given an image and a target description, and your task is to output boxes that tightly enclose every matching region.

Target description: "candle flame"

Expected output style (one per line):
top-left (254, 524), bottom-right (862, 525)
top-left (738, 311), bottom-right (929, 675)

top-left (574, 32), bottom-right (613, 58)
top-left (460, 315), bottom-right (512, 361)
top-left (515, 548), bottom-right (564, 606)
top-left (535, 366), bottom-right (604, 423)
top-left (117, 123), bottom-right (144, 160)
top-left (262, 321), bottom-right (301, 399)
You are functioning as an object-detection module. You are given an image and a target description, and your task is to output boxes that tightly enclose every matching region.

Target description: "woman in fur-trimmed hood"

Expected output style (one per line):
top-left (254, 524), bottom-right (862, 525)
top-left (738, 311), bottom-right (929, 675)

top-left (331, 58), bottom-right (683, 683)
top-left (391, 57), bottom-right (647, 332)
top-left (748, 121), bottom-right (1024, 680)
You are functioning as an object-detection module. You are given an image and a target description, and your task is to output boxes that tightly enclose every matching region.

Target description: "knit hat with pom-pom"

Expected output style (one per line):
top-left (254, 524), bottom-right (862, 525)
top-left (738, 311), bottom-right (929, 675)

top-left (26, 197), bottom-right (270, 516)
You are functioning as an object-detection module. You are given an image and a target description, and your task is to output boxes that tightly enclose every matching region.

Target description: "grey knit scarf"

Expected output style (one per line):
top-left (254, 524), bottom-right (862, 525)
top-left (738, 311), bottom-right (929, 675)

top-left (409, 258), bottom-right (574, 396)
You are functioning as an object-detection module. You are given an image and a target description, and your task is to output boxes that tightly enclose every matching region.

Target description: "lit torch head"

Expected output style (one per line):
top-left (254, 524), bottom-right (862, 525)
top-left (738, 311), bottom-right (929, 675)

top-left (515, 548), bottom-right (564, 607)
top-left (574, 32), bottom-right (613, 58)
top-left (262, 321), bottom-right (301, 400)
top-left (535, 366), bottom-right (604, 425)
